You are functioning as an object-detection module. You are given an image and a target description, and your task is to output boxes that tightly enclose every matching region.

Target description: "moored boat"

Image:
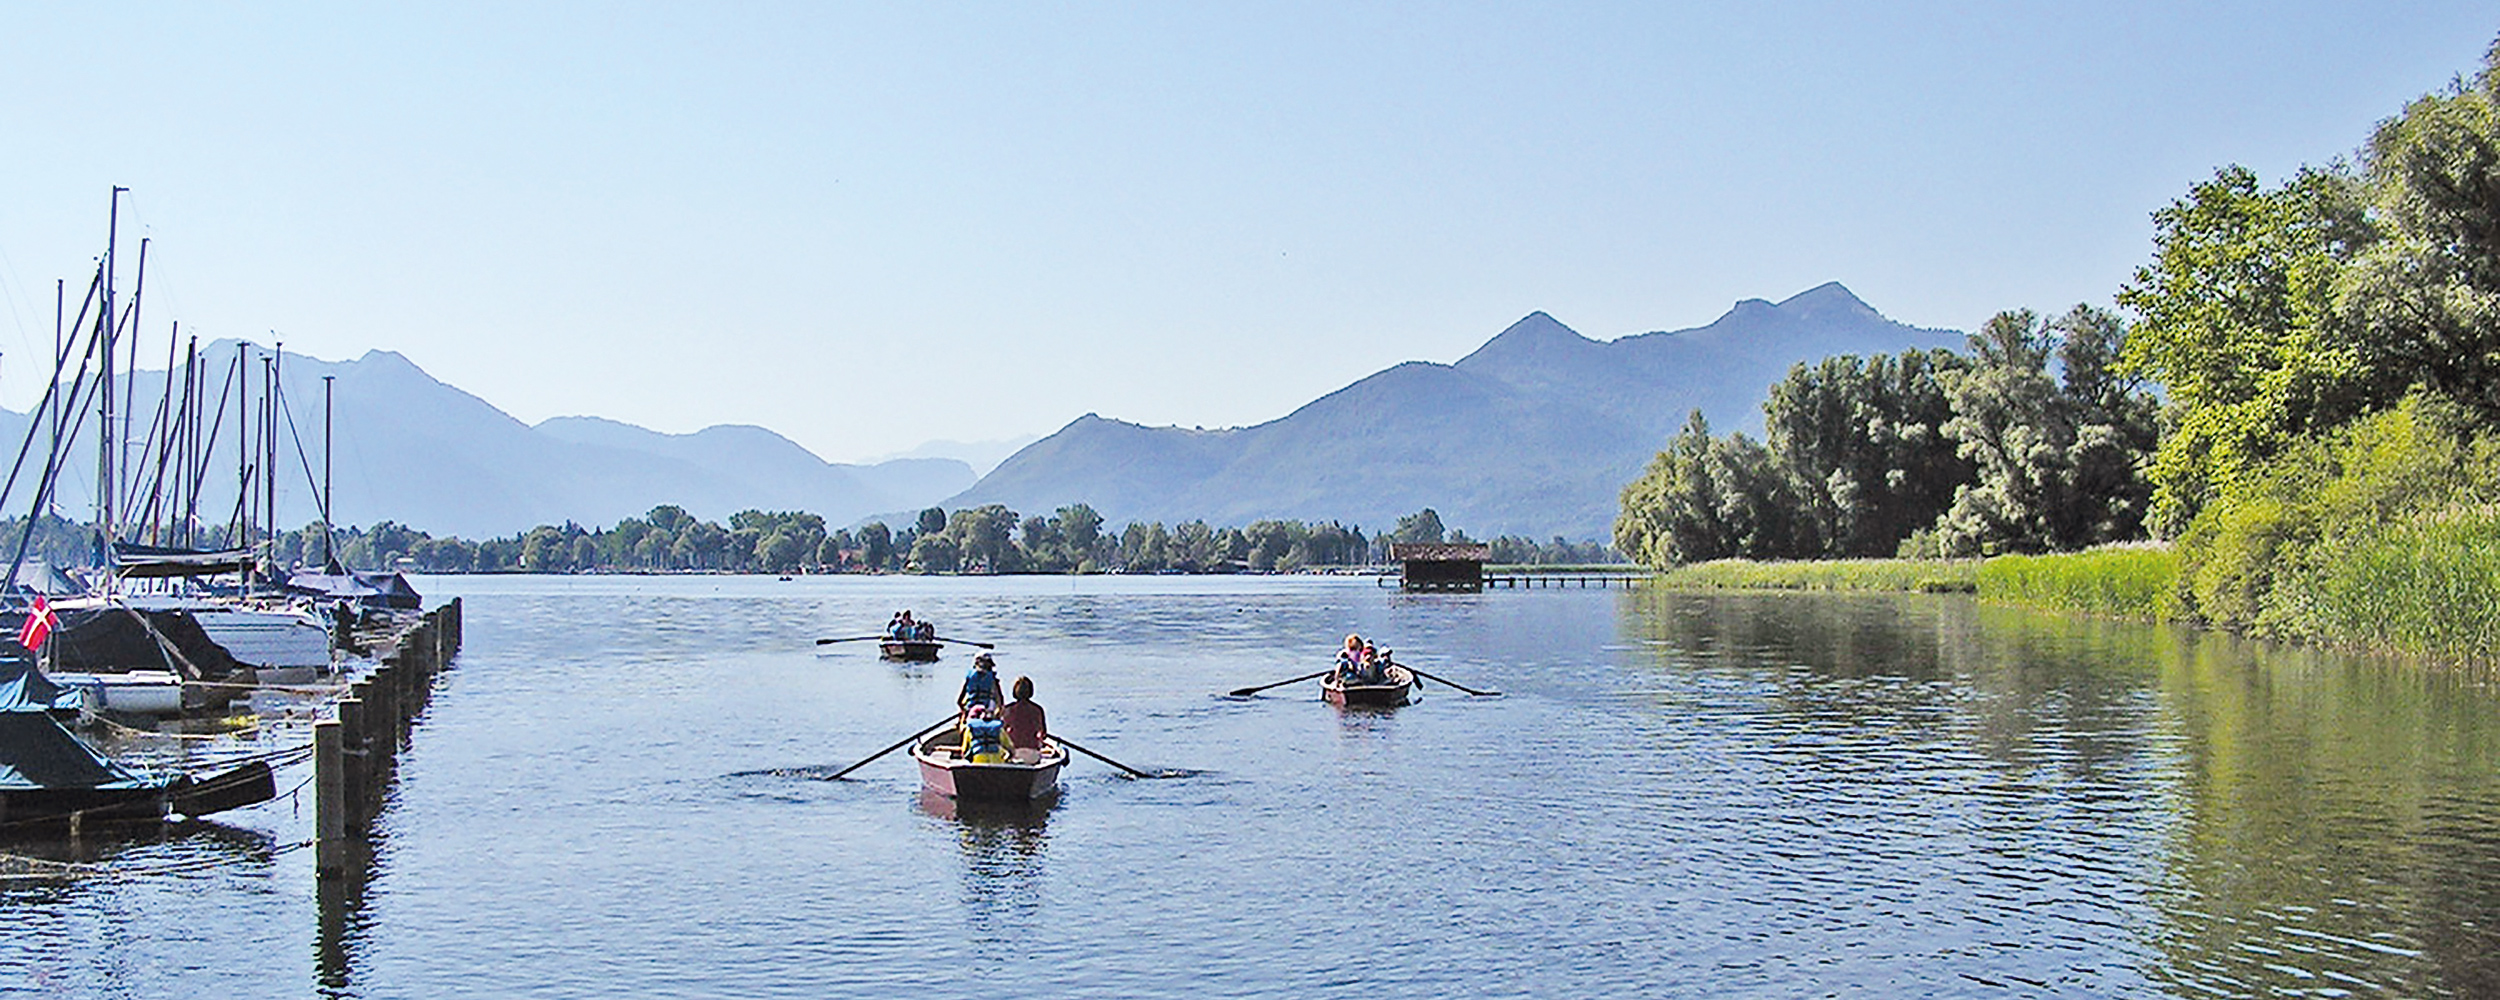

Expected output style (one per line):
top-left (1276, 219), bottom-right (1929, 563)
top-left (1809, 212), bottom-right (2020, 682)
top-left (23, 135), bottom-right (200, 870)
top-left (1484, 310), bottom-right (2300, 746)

top-left (911, 728), bottom-right (1064, 801)
top-left (0, 658), bottom-right (277, 831)
top-left (881, 639), bottom-right (942, 662)
top-left (1322, 664), bottom-right (1415, 707)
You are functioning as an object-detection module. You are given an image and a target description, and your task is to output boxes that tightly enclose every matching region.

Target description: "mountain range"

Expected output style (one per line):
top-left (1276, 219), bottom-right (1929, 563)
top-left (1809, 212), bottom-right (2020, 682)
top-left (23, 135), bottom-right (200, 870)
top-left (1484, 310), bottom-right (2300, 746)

top-left (0, 345), bottom-right (975, 539)
top-left (942, 282), bottom-right (1959, 539)
top-left (0, 281), bottom-right (1959, 542)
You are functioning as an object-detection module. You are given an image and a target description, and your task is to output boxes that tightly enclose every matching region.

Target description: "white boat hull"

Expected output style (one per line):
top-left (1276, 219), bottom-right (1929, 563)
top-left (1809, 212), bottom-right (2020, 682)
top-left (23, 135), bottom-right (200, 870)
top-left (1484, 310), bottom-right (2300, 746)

top-left (52, 671), bottom-right (186, 715)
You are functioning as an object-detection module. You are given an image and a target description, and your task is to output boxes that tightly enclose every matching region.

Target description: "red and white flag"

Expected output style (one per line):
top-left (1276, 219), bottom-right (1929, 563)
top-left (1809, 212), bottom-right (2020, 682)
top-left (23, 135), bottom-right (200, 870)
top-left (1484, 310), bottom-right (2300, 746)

top-left (16, 595), bottom-right (56, 652)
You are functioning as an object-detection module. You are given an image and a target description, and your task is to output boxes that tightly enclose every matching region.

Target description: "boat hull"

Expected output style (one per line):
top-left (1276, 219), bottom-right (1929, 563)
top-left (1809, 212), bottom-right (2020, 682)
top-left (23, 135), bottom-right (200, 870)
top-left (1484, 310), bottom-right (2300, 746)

top-left (50, 671), bottom-right (186, 716)
top-left (912, 731), bottom-right (1065, 801)
top-left (880, 640), bottom-right (942, 662)
top-left (1323, 665), bottom-right (1414, 707)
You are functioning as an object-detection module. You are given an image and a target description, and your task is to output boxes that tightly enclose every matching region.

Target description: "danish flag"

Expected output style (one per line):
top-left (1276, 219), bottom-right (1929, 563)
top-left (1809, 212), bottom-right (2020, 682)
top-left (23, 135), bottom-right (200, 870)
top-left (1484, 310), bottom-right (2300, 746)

top-left (17, 595), bottom-right (56, 652)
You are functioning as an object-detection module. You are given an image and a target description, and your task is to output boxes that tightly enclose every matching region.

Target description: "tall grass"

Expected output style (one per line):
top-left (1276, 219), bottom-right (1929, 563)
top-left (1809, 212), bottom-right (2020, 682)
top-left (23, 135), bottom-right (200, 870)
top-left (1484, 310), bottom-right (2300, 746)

top-left (1976, 547), bottom-right (2180, 620)
top-left (1652, 558), bottom-right (1978, 592)
top-left (2274, 506), bottom-right (2500, 663)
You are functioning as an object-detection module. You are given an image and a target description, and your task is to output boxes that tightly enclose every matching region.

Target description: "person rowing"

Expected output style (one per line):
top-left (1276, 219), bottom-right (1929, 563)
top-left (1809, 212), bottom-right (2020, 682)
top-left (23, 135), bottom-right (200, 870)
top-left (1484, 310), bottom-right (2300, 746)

top-left (959, 652), bottom-right (1003, 715)
top-left (1001, 675), bottom-right (1049, 764)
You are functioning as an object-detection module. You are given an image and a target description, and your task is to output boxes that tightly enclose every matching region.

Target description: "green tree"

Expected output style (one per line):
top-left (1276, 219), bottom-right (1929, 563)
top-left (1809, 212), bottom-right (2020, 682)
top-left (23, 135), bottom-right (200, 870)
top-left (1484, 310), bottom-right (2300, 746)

top-left (1934, 307), bottom-right (2158, 554)
top-left (910, 532), bottom-right (960, 573)
top-left (2116, 165), bottom-right (2378, 533)
top-left (1390, 508), bottom-right (1446, 545)
top-left (1614, 411), bottom-right (1812, 566)
top-left (2334, 45), bottom-right (2500, 422)
top-left (858, 521), bottom-right (894, 571)
top-left (1763, 349), bottom-right (1972, 556)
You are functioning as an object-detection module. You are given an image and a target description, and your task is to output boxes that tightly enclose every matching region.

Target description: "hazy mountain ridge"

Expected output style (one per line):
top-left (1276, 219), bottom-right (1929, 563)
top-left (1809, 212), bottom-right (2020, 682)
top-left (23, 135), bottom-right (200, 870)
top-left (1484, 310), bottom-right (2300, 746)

top-left (945, 283), bottom-right (1960, 539)
top-left (0, 343), bottom-right (975, 538)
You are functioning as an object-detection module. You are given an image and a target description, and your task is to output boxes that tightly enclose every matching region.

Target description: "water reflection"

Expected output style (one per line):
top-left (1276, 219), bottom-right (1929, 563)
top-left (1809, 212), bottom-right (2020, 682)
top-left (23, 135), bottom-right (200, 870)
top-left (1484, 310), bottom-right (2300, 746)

top-left (917, 790), bottom-right (1054, 932)
top-left (1619, 589), bottom-right (2500, 997)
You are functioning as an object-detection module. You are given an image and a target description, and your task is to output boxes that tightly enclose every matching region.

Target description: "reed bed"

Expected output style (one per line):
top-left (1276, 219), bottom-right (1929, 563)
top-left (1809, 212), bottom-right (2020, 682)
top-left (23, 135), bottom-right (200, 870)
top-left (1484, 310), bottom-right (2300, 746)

top-left (1651, 558), bottom-right (1979, 593)
top-left (1975, 547), bottom-right (2181, 621)
top-left (2275, 507), bottom-right (2500, 664)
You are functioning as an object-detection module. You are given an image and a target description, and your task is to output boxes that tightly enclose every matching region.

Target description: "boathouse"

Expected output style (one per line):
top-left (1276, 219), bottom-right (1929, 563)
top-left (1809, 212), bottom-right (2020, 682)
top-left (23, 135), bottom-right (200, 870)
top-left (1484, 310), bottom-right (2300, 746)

top-left (1391, 542), bottom-right (1490, 593)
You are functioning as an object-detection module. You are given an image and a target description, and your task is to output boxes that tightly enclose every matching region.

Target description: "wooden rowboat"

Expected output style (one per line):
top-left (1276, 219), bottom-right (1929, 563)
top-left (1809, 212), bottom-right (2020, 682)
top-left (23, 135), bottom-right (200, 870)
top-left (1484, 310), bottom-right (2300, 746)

top-left (911, 729), bottom-right (1065, 801)
top-left (1322, 664), bottom-right (1414, 707)
top-left (879, 639), bottom-right (942, 662)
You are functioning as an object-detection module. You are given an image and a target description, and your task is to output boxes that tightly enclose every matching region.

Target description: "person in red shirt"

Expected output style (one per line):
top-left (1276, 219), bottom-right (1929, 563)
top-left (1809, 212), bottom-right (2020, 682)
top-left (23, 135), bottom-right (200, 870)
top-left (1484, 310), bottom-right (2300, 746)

top-left (1001, 675), bottom-right (1049, 763)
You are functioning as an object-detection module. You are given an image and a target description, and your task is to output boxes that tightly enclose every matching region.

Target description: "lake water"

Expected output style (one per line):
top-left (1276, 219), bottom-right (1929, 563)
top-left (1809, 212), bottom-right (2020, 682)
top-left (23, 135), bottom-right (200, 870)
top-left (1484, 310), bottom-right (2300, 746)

top-left (5, 574), bottom-right (2499, 998)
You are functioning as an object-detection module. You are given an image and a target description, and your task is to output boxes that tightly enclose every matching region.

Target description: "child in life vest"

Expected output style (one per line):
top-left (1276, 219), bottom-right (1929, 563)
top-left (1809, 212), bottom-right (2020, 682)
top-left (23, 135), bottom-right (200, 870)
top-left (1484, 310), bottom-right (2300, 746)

top-left (961, 703), bottom-right (1007, 764)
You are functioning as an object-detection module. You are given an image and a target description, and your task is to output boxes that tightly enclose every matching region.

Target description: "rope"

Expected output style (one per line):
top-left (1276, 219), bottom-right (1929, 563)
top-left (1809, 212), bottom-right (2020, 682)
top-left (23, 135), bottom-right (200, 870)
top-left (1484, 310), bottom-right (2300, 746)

top-left (89, 713), bottom-right (260, 741)
top-left (0, 839), bottom-right (313, 882)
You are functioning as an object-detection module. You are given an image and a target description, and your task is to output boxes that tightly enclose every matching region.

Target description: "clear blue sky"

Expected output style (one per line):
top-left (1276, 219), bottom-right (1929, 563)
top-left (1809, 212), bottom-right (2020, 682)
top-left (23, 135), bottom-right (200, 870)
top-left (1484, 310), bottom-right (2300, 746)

top-left (1, 3), bottom-right (2491, 464)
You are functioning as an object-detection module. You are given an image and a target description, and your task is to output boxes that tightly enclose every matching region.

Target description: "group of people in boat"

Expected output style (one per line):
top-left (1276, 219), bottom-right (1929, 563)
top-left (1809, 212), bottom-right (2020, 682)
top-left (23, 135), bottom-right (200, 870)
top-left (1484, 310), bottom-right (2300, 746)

top-left (1335, 634), bottom-right (1396, 686)
top-left (956, 652), bottom-right (1050, 764)
top-left (886, 611), bottom-right (935, 642)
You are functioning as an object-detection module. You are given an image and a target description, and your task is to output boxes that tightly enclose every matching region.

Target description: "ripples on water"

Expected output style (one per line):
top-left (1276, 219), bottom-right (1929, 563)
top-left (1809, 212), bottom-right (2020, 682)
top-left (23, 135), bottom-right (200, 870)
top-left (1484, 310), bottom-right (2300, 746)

top-left (3, 575), bottom-right (2498, 997)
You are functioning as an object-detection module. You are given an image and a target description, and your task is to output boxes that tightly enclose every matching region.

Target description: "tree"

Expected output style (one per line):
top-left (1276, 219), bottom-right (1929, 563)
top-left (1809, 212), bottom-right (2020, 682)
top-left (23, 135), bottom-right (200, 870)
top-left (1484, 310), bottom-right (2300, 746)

top-left (858, 521), bottom-right (894, 571)
top-left (2335, 45), bottom-right (2500, 422)
top-left (909, 532), bottom-right (960, 573)
top-left (1614, 411), bottom-right (1813, 566)
top-left (1933, 307), bottom-right (2160, 555)
top-left (1763, 349), bottom-right (1972, 556)
top-left (917, 507), bottom-right (948, 537)
top-left (2116, 165), bottom-right (2378, 533)
top-left (1390, 508), bottom-right (1446, 545)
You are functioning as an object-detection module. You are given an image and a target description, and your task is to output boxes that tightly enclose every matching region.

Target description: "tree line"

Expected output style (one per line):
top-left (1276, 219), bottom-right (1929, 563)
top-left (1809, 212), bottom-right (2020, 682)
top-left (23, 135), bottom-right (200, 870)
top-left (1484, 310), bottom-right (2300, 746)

top-left (1614, 304), bottom-right (2160, 564)
top-left (189, 502), bottom-right (1618, 576)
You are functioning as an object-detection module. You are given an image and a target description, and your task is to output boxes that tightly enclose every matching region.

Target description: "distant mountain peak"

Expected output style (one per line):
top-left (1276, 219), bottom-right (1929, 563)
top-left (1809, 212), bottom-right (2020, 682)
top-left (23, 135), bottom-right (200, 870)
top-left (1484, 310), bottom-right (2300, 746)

top-left (1454, 311), bottom-right (1598, 376)
top-left (1775, 281), bottom-right (1881, 323)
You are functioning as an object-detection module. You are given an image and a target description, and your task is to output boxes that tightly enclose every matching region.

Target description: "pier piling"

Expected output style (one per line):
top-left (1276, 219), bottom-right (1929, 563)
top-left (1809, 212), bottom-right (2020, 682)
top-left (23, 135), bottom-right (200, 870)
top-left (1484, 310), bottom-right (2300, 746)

top-left (315, 598), bottom-right (463, 880)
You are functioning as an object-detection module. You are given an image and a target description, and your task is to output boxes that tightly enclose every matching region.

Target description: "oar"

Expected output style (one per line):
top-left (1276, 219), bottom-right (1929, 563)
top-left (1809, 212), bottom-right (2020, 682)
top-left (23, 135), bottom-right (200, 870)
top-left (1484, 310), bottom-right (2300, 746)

top-left (827, 714), bottom-right (960, 780)
top-left (933, 635), bottom-right (996, 649)
top-left (1398, 664), bottom-right (1501, 697)
top-left (1054, 735), bottom-right (1162, 779)
top-left (1226, 669), bottom-right (1332, 698)
top-left (815, 635), bottom-right (885, 645)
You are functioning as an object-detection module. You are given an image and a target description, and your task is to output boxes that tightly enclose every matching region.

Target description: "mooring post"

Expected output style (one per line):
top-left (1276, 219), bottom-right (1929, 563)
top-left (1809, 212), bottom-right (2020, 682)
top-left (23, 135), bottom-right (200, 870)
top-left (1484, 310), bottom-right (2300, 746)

top-left (336, 696), bottom-right (369, 825)
top-left (315, 719), bottom-right (346, 877)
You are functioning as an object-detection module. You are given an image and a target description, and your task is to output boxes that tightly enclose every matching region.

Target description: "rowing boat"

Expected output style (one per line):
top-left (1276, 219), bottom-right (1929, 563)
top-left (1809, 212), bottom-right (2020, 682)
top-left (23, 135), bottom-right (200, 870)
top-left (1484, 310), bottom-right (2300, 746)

top-left (880, 640), bottom-right (942, 662)
top-left (1322, 664), bottom-right (1414, 707)
top-left (911, 728), bottom-right (1065, 801)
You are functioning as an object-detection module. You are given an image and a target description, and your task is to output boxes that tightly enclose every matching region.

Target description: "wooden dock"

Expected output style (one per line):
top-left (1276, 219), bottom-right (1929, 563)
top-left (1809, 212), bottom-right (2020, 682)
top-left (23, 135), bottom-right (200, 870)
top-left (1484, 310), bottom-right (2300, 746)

top-left (1483, 573), bottom-right (1645, 589)
top-left (315, 598), bottom-right (462, 878)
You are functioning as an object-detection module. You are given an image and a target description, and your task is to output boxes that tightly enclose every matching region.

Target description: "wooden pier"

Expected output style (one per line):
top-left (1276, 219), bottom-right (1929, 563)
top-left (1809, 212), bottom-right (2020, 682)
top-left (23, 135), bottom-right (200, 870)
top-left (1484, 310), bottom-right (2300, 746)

top-left (1482, 573), bottom-right (1645, 589)
top-left (315, 598), bottom-right (462, 878)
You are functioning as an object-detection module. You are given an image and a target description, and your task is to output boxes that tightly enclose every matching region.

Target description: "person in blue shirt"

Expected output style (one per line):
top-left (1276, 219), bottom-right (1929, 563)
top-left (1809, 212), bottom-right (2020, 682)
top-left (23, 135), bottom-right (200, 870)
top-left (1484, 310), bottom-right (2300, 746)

top-left (959, 652), bottom-right (1003, 714)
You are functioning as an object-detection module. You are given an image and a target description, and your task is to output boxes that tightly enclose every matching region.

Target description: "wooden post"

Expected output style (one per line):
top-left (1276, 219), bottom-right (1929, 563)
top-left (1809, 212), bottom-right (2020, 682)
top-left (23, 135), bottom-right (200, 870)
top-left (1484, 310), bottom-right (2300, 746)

top-left (315, 719), bottom-right (346, 877)
top-left (336, 696), bottom-right (368, 825)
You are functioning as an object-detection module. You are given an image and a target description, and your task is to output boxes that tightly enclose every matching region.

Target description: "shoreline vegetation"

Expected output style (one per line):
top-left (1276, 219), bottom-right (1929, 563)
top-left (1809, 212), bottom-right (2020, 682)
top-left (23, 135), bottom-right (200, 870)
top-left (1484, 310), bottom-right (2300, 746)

top-left (0, 504), bottom-right (1619, 580)
top-left (1616, 37), bottom-right (2500, 671)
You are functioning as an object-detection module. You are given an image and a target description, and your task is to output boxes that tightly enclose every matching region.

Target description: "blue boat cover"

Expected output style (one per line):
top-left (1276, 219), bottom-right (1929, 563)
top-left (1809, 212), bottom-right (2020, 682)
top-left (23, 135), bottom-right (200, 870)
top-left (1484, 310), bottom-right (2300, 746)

top-left (0, 709), bottom-right (151, 789)
top-left (0, 654), bottom-right (69, 712)
top-left (285, 570), bottom-right (424, 610)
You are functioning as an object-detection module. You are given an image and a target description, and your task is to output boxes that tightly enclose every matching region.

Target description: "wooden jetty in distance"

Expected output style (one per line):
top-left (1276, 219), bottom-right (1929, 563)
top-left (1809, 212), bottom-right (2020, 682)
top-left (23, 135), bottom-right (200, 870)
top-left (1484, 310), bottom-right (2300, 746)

top-left (1387, 542), bottom-right (1646, 591)
top-left (1481, 570), bottom-right (1645, 589)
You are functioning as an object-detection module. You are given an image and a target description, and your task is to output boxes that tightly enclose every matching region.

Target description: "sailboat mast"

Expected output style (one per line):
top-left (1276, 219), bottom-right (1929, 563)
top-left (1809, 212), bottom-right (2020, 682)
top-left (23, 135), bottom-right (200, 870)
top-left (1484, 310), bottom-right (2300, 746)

top-left (323, 373), bottom-right (334, 570)
top-left (99, 187), bottom-right (122, 548)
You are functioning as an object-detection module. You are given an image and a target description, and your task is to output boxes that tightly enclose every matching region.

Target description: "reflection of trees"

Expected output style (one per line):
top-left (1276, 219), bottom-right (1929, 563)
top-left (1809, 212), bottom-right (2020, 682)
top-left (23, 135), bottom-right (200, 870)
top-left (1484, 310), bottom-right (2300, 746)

top-left (1617, 589), bottom-right (2500, 994)
top-left (2142, 632), bottom-right (2500, 996)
